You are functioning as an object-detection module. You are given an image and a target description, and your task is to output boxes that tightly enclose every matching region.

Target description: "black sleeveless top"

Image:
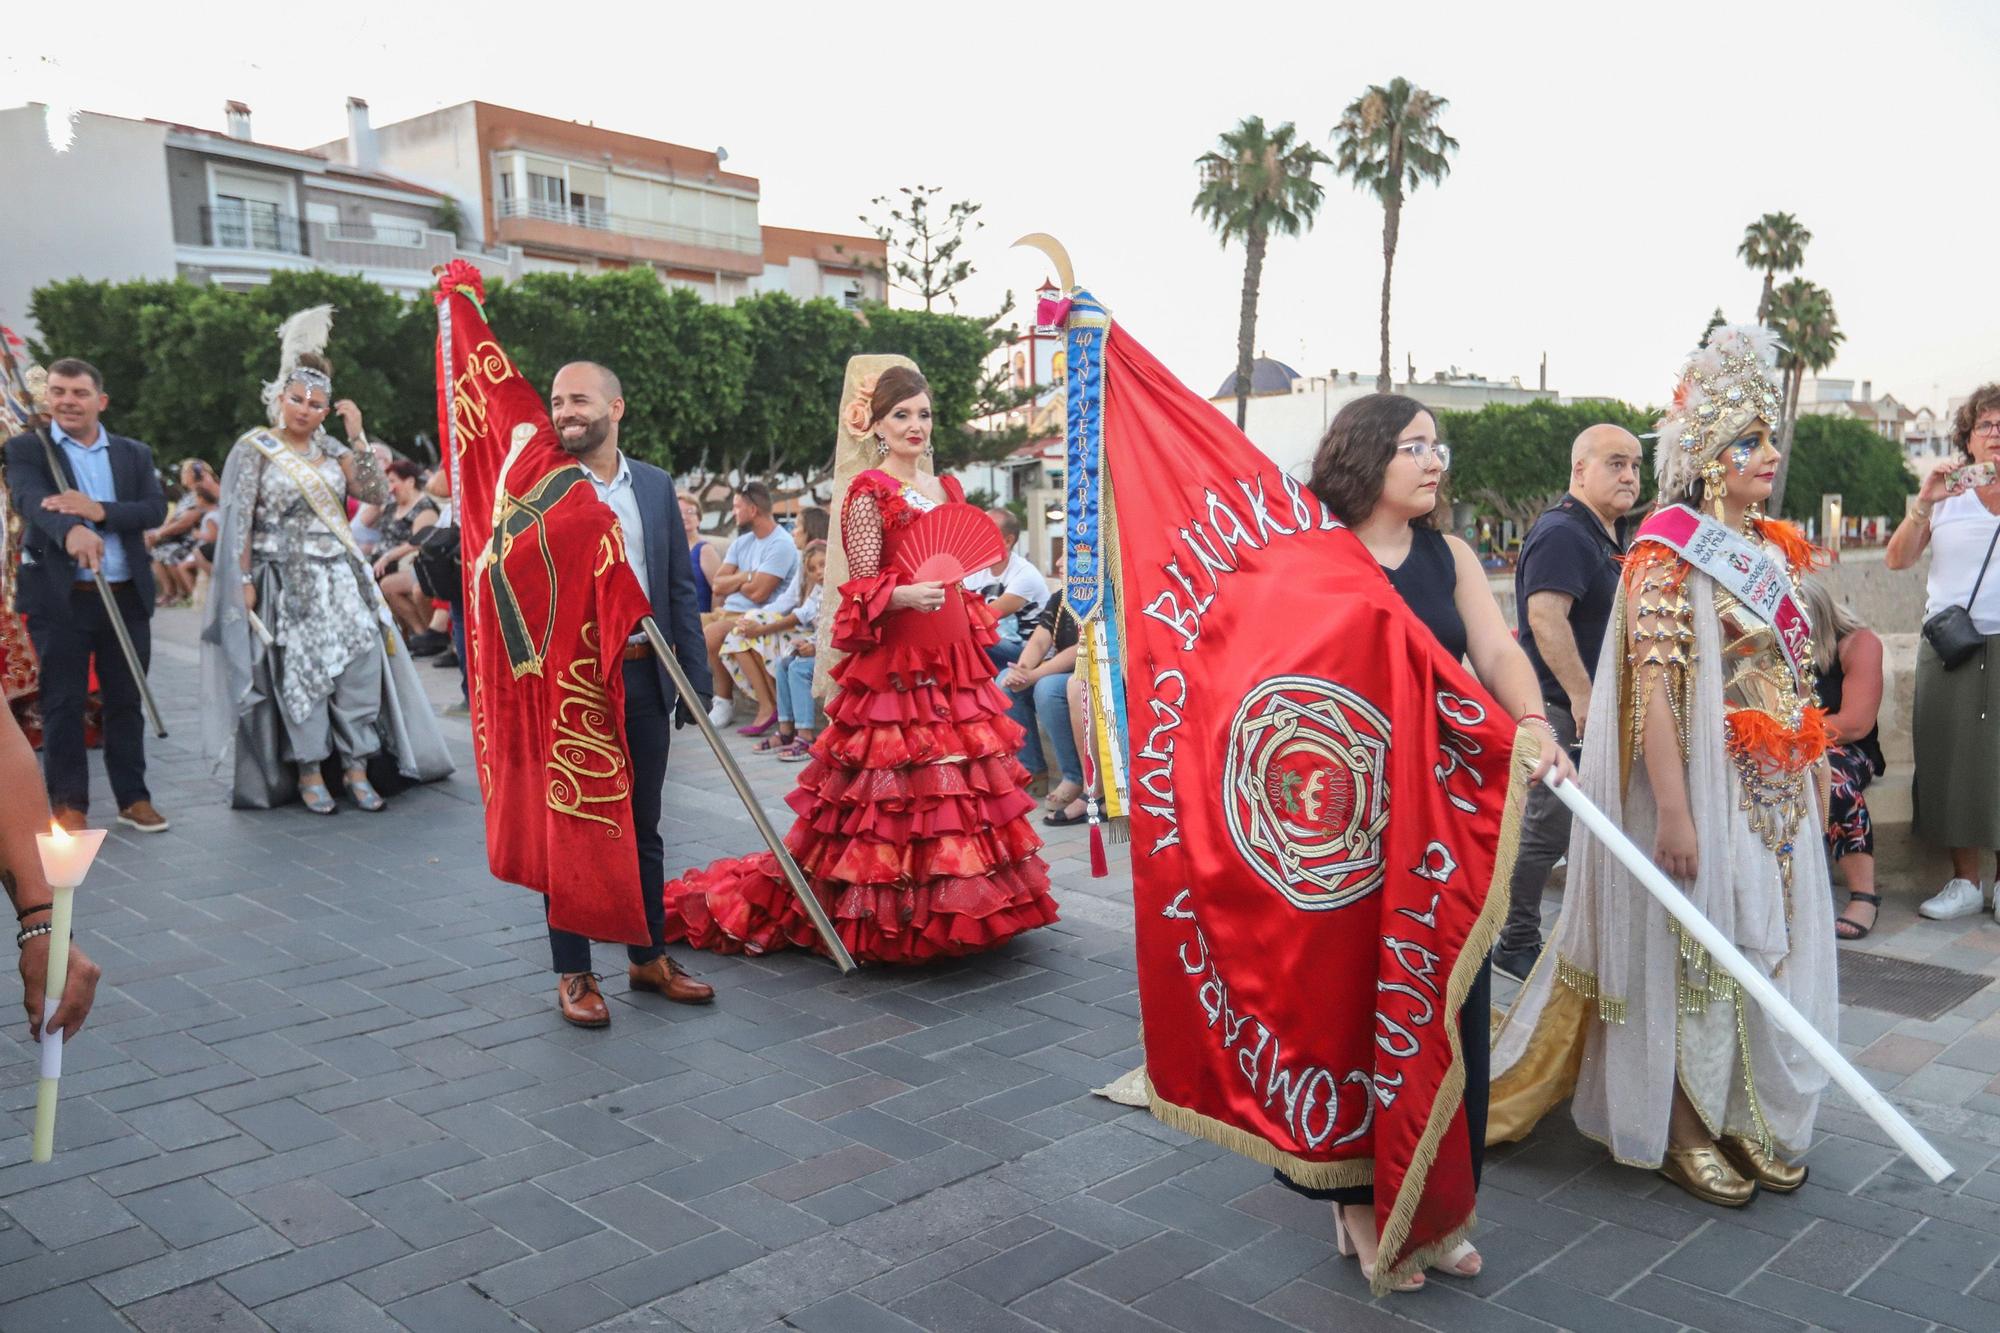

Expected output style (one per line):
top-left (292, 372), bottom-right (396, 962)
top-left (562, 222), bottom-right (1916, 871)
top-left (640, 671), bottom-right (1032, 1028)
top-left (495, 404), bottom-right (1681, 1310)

top-left (1813, 644), bottom-right (1885, 775)
top-left (1382, 527), bottom-right (1468, 661)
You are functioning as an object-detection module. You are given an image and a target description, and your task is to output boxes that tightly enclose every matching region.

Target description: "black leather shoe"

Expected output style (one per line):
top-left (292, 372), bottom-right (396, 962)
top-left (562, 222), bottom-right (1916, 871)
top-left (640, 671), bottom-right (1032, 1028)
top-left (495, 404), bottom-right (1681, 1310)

top-left (1492, 940), bottom-right (1542, 983)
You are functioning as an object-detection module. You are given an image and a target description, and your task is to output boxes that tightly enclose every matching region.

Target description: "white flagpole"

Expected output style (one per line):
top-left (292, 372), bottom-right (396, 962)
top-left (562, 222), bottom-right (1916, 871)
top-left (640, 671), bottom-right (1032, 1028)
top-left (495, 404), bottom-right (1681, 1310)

top-left (1543, 771), bottom-right (1953, 1184)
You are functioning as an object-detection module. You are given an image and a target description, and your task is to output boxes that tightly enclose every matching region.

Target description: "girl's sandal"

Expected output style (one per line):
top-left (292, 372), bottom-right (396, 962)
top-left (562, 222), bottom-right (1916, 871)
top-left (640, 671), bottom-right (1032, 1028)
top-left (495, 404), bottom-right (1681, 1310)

top-left (298, 780), bottom-right (337, 816)
top-left (753, 730), bottom-right (796, 754)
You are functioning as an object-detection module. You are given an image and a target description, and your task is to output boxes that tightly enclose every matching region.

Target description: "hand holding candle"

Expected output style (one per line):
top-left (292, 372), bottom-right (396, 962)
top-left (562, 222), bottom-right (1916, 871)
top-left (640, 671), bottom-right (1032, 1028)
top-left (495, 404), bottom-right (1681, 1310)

top-left (29, 822), bottom-right (104, 1163)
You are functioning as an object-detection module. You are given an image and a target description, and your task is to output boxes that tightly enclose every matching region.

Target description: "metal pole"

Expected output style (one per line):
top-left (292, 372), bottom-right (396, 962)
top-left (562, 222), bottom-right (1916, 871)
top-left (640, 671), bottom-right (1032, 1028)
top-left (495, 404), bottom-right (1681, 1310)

top-left (1542, 770), bottom-right (1952, 1183)
top-left (638, 616), bottom-right (857, 973)
top-left (36, 430), bottom-right (166, 737)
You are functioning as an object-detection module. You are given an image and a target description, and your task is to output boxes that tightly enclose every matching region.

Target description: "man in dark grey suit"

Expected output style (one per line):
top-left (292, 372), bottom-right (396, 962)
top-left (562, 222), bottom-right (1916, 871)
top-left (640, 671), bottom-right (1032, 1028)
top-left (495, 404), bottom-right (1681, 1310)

top-left (542, 361), bottom-right (717, 1027)
top-left (4, 359), bottom-right (168, 833)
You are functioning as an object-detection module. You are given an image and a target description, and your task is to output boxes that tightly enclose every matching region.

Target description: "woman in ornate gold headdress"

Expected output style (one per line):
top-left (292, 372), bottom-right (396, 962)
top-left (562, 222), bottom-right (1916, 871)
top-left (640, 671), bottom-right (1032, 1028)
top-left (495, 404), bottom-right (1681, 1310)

top-left (1488, 325), bottom-right (1837, 1208)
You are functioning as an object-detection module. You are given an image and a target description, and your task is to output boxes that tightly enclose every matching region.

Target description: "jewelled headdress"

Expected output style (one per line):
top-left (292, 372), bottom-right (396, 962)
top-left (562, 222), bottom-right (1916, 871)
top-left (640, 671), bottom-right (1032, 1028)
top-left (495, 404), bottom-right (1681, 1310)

top-left (1654, 323), bottom-right (1784, 499)
top-left (260, 304), bottom-right (335, 426)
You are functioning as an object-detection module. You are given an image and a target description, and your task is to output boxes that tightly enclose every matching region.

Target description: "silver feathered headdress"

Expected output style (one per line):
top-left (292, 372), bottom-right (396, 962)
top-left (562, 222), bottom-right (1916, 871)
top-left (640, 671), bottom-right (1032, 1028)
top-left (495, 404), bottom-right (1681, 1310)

top-left (1654, 323), bottom-right (1785, 498)
top-left (261, 305), bottom-right (335, 426)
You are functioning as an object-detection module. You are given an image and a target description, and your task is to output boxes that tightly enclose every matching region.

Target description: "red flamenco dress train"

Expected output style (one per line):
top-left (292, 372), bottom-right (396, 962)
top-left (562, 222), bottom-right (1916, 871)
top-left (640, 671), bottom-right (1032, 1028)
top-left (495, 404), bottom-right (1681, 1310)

top-left (662, 470), bottom-right (1059, 963)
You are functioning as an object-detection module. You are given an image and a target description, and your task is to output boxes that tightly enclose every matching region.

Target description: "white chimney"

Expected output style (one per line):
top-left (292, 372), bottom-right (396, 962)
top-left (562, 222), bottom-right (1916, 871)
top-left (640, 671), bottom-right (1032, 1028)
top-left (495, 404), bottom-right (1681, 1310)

top-left (345, 97), bottom-right (377, 172)
top-left (224, 101), bottom-right (252, 141)
top-left (1860, 379), bottom-right (1872, 403)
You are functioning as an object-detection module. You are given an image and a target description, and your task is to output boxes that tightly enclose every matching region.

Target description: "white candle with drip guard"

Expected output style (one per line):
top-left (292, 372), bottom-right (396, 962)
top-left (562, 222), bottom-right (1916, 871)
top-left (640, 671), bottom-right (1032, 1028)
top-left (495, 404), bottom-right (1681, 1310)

top-left (29, 823), bottom-right (104, 1163)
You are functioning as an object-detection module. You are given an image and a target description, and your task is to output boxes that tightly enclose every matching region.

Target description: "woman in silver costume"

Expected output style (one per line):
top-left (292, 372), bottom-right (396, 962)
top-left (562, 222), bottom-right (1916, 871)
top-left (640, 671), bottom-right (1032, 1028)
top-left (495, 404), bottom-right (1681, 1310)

top-left (200, 307), bottom-right (451, 813)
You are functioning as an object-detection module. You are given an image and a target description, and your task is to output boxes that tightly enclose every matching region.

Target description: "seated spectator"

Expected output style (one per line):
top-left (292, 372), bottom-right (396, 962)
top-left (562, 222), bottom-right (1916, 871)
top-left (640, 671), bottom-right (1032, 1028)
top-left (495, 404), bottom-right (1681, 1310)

top-left (1803, 577), bottom-right (1886, 939)
top-left (716, 500), bottom-right (820, 735)
top-left (1001, 599), bottom-right (1083, 817)
top-left (681, 493), bottom-right (720, 614)
top-left (371, 460), bottom-right (442, 648)
top-left (146, 459), bottom-right (219, 607)
top-left (968, 508), bottom-right (1049, 667)
top-left (765, 543), bottom-right (828, 762)
top-left (703, 482), bottom-right (801, 730)
top-left (348, 443), bottom-right (396, 555)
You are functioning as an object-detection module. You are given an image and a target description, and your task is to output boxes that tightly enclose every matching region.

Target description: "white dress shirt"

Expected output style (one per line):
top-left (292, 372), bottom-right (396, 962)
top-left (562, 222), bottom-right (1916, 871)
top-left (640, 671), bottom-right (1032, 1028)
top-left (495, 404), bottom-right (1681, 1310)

top-left (588, 451), bottom-right (648, 601)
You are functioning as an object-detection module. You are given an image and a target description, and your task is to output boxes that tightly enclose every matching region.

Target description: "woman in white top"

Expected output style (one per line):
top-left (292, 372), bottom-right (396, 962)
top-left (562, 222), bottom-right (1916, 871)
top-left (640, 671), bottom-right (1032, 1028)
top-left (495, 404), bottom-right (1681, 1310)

top-left (1887, 384), bottom-right (2000, 921)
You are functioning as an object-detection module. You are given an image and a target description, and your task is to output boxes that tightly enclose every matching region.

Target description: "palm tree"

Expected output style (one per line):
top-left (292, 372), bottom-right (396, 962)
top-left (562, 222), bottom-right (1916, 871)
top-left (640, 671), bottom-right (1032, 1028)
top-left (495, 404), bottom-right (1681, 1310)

top-left (1193, 117), bottom-right (1330, 428)
top-left (1332, 78), bottom-right (1458, 393)
top-left (1737, 213), bottom-right (1812, 324)
top-left (1766, 277), bottom-right (1845, 514)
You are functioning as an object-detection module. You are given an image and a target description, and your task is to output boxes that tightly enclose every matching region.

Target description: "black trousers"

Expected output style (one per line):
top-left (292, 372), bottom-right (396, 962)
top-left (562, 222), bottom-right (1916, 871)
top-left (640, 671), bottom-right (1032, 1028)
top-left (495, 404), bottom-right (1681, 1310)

top-left (547, 656), bottom-right (670, 973)
top-left (27, 582), bottom-right (151, 813)
top-left (1279, 959), bottom-right (1491, 1205)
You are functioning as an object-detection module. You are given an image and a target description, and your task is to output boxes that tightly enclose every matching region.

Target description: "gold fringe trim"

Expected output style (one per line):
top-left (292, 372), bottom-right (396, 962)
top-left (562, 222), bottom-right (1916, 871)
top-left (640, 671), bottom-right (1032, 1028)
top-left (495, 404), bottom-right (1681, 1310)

top-left (1368, 722), bottom-right (1539, 1298)
top-left (1146, 1090), bottom-right (1374, 1192)
top-left (1554, 953), bottom-right (1629, 1024)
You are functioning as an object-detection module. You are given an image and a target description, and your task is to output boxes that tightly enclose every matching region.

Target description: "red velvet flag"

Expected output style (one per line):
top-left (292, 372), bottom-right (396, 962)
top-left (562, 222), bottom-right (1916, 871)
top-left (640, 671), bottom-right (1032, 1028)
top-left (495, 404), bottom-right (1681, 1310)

top-left (1081, 304), bottom-right (1528, 1290)
top-left (434, 262), bottom-right (656, 945)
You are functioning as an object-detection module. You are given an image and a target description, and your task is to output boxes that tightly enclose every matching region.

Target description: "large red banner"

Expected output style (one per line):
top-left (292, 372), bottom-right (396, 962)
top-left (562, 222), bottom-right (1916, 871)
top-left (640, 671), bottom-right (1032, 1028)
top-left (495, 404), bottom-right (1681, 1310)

top-left (1099, 323), bottom-right (1525, 1286)
top-left (434, 262), bottom-right (656, 945)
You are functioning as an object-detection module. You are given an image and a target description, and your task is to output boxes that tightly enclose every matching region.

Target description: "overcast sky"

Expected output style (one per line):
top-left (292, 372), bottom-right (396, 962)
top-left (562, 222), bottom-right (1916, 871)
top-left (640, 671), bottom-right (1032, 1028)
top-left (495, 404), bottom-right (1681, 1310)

top-left (9, 0), bottom-right (1995, 413)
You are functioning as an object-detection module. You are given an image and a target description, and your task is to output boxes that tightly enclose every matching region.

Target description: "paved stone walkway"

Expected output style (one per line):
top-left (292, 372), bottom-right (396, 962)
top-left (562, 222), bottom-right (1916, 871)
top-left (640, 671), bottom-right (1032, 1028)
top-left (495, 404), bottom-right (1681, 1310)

top-left (2, 606), bottom-right (1999, 1332)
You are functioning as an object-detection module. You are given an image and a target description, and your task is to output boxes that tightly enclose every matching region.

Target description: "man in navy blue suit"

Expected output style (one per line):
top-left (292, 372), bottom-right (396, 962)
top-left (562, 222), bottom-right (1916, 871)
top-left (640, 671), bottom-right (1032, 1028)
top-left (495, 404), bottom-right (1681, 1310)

top-left (543, 361), bottom-right (718, 1027)
top-left (4, 359), bottom-right (169, 834)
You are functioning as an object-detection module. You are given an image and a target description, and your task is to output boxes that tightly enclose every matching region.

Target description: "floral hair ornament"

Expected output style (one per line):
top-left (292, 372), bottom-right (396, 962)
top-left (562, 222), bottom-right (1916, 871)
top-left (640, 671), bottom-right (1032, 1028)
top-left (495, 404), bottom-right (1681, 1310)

top-left (841, 373), bottom-right (881, 440)
top-left (1654, 323), bottom-right (1784, 500)
top-left (261, 305), bottom-right (335, 426)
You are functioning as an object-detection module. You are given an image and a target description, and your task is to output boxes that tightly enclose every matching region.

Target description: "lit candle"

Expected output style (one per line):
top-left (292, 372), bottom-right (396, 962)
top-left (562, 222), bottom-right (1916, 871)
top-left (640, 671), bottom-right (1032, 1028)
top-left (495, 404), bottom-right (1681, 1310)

top-left (29, 822), bottom-right (104, 1163)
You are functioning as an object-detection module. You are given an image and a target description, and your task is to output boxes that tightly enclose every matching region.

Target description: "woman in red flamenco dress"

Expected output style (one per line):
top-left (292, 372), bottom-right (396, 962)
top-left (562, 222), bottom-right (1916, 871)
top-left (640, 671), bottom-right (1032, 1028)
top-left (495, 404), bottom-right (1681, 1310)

top-left (663, 362), bottom-right (1059, 963)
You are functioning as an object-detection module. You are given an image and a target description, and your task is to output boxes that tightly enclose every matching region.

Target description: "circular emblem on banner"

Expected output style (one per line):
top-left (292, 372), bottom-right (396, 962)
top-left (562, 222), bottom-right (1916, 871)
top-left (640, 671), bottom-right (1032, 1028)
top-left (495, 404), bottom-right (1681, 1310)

top-left (1223, 676), bottom-right (1391, 911)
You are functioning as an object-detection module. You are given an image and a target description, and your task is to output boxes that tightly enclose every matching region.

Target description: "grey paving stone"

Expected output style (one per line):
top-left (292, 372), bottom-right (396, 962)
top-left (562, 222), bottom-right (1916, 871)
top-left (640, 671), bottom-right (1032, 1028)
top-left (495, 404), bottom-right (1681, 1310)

top-left (121, 1176), bottom-right (259, 1248)
top-left (890, 1279), bottom-right (1045, 1333)
top-left (580, 1182), bottom-right (716, 1251)
top-left (352, 1179), bottom-right (487, 1247)
top-left (347, 1230), bottom-right (531, 1305)
top-left (685, 1181), bottom-right (824, 1249)
top-left (1735, 1272), bottom-right (1930, 1333)
top-left (1074, 1230), bottom-right (1227, 1302)
top-left (787, 1291), bottom-right (929, 1333)
top-left (124, 1280), bottom-right (269, 1333)
top-left (1011, 1279), bottom-right (1180, 1333)
top-left (90, 1225), bottom-right (292, 1307)
top-left (530, 1104), bottom-right (655, 1158)
top-left (238, 1178), bottom-right (375, 1246)
top-left (0, 1177), bottom-right (140, 1250)
top-left (1133, 1277), bottom-right (1298, 1333)
top-left (225, 1096), bottom-right (343, 1152)
top-left (796, 1184), bottom-right (894, 1227)
top-left (954, 1226), bottom-right (1110, 1306)
top-left (122, 1098), bottom-right (242, 1151)
top-left (317, 1139), bottom-right (481, 1197)
top-left (385, 1280), bottom-right (536, 1332)
top-left (218, 1225), bottom-right (411, 1308)
top-left (1252, 1278), bottom-right (1431, 1333)
top-left (258, 1280), bottom-right (410, 1332)
top-left (592, 1230), bottom-right (767, 1308)
top-left (1620, 1273), bottom-right (1811, 1333)
top-left (475, 1227), bottom-right (647, 1307)
top-left (0, 1280), bottom-right (133, 1333)
top-left (510, 1279), bottom-right (628, 1333)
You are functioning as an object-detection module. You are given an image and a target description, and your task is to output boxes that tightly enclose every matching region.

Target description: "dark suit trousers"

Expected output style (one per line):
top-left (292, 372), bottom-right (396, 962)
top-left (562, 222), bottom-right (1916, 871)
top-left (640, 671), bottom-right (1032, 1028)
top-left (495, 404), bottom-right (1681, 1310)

top-left (28, 582), bottom-right (151, 812)
top-left (547, 657), bottom-right (671, 973)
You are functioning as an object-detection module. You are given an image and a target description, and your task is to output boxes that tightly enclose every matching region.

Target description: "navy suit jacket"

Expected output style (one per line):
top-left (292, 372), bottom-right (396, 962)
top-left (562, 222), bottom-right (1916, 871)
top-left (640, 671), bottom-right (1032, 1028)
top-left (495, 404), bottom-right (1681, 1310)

top-left (627, 458), bottom-right (714, 712)
top-left (5, 428), bottom-right (168, 620)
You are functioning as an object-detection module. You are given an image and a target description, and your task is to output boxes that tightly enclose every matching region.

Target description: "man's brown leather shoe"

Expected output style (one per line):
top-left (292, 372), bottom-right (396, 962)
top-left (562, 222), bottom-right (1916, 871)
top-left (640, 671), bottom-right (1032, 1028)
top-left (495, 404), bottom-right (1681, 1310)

top-left (557, 973), bottom-right (610, 1027)
top-left (51, 807), bottom-right (87, 834)
top-left (629, 955), bottom-right (715, 1005)
top-left (118, 800), bottom-right (169, 834)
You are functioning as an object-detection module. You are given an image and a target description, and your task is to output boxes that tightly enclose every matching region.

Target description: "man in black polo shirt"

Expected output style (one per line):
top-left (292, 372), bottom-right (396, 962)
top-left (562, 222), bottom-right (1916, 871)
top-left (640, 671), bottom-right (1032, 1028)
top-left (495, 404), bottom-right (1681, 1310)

top-left (1495, 424), bottom-right (1642, 980)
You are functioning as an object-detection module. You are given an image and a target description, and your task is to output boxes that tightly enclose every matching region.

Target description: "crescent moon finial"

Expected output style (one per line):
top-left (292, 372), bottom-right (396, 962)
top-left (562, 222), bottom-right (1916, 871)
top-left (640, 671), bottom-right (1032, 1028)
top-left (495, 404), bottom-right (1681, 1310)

top-left (1011, 233), bottom-right (1075, 294)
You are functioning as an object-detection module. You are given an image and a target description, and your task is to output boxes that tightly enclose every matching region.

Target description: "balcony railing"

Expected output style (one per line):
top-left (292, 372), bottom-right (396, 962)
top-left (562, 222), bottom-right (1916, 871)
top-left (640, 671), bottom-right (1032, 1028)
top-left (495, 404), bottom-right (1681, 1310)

top-left (496, 197), bottom-right (759, 254)
top-left (200, 205), bottom-right (307, 255)
top-left (323, 221), bottom-right (425, 248)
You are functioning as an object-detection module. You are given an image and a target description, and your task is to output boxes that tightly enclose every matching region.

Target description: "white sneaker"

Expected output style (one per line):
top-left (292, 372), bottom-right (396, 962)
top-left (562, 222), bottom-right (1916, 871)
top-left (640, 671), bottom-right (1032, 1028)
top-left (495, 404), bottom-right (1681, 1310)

top-left (1918, 878), bottom-right (1986, 921)
top-left (707, 696), bottom-right (735, 727)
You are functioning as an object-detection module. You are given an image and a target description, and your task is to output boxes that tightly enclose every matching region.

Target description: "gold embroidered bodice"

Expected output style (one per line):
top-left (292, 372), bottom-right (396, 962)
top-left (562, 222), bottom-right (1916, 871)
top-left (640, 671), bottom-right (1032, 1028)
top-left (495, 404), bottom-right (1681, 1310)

top-left (1713, 589), bottom-right (1806, 728)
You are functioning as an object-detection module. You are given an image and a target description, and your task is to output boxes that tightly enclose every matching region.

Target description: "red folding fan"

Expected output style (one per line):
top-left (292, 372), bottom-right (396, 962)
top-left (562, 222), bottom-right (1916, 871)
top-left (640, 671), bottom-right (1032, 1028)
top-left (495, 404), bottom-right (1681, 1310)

top-left (893, 502), bottom-right (1009, 583)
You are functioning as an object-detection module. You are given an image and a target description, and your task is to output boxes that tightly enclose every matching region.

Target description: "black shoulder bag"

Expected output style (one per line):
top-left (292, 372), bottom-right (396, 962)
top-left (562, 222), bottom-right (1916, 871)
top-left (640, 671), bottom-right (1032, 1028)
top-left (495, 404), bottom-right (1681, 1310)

top-left (412, 523), bottom-right (461, 602)
top-left (1921, 518), bottom-right (2000, 671)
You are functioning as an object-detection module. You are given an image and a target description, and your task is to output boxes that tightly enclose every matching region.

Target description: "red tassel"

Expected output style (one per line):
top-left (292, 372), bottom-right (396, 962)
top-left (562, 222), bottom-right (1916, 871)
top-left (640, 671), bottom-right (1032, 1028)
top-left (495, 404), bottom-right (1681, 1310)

top-left (1088, 819), bottom-right (1109, 878)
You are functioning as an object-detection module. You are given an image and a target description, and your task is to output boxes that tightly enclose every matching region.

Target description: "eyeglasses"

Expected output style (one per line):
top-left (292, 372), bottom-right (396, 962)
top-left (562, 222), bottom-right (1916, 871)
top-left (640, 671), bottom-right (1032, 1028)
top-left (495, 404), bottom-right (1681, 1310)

top-left (1395, 440), bottom-right (1452, 470)
top-left (1973, 421), bottom-right (2000, 437)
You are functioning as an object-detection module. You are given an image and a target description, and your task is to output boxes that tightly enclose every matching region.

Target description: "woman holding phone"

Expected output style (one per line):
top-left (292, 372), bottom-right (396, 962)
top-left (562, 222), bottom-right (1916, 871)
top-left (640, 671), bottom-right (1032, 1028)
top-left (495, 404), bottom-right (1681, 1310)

top-left (1888, 384), bottom-right (2000, 921)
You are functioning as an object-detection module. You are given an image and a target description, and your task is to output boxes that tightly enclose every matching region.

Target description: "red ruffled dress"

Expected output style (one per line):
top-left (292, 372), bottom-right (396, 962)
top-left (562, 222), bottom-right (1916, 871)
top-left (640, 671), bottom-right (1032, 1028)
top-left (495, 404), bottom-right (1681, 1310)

top-left (662, 470), bottom-right (1059, 963)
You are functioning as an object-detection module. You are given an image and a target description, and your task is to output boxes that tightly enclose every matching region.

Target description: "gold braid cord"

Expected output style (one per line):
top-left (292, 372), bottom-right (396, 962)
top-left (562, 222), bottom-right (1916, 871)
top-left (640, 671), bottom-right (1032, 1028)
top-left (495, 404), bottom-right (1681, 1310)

top-left (1623, 550), bottom-right (1695, 772)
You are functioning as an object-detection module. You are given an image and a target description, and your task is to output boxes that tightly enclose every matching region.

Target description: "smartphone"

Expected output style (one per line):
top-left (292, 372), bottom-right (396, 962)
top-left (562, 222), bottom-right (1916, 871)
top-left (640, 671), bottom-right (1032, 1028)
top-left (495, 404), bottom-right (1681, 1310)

top-left (1947, 462), bottom-right (1998, 496)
